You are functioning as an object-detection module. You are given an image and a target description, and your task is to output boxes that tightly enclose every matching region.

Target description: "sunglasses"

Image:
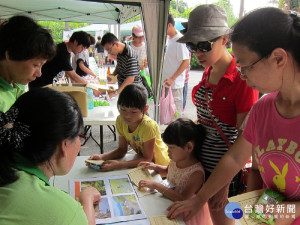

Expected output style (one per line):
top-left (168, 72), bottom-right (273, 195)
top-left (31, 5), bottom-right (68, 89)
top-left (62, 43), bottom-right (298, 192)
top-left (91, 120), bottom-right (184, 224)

top-left (133, 34), bottom-right (144, 39)
top-left (186, 37), bottom-right (219, 53)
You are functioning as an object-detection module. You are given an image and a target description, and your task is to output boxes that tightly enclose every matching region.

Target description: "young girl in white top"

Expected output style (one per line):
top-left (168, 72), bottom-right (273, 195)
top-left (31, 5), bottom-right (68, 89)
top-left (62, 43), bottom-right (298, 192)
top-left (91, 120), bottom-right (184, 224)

top-left (138, 118), bottom-right (211, 225)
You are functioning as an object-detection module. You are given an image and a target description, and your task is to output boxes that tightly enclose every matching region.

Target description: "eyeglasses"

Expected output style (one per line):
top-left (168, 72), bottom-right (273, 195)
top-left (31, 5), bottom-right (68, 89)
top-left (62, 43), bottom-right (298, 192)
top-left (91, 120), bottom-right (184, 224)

top-left (236, 57), bottom-right (265, 79)
top-left (186, 39), bottom-right (217, 53)
top-left (107, 43), bottom-right (115, 53)
top-left (79, 134), bottom-right (88, 146)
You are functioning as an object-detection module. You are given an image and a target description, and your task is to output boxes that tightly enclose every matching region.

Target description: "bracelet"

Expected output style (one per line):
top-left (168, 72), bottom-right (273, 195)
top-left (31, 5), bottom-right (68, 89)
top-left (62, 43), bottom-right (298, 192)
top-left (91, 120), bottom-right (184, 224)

top-left (162, 187), bottom-right (169, 196)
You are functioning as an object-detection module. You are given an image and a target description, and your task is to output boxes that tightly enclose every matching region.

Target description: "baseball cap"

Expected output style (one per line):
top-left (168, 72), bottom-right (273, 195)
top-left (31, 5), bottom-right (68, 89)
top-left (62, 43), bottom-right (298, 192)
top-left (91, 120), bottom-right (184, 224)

top-left (132, 24), bottom-right (144, 37)
top-left (177, 5), bottom-right (229, 43)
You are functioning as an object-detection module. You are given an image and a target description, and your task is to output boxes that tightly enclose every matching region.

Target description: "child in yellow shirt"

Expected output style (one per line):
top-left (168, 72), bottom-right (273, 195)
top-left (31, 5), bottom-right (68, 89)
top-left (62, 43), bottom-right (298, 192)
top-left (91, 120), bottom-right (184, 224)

top-left (86, 84), bottom-right (169, 171)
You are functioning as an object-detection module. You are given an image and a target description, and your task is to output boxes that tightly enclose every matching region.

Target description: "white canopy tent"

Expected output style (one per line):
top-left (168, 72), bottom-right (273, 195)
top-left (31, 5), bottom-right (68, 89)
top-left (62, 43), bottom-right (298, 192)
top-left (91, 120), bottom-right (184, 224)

top-left (0, 0), bottom-right (170, 121)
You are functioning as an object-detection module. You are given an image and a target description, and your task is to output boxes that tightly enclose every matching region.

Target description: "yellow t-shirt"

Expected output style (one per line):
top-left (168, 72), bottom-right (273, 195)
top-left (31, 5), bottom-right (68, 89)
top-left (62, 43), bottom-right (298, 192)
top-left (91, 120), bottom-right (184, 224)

top-left (116, 115), bottom-right (170, 166)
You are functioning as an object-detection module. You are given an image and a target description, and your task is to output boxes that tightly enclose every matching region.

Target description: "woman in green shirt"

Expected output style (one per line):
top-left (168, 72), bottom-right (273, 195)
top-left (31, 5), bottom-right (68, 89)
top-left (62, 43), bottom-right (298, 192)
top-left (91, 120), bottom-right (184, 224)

top-left (0, 88), bottom-right (101, 225)
top-left (0, 15), bottom-right (56, 112)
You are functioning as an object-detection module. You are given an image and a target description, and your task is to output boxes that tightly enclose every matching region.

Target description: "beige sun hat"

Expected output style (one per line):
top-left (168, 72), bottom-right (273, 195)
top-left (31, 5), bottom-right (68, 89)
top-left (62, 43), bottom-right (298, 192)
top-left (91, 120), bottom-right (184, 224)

top-left (177, 5), bottom-right (229, 43)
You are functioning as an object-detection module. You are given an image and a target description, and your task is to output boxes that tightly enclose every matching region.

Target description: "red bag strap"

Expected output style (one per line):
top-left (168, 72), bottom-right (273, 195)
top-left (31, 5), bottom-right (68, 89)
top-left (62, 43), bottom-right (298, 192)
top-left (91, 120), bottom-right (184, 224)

top-left (205, 89), bottom-right (232, 148)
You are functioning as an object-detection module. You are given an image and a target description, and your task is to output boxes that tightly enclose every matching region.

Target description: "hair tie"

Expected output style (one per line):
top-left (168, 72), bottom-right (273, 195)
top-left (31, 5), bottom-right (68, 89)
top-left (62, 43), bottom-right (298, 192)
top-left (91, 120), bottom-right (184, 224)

top-left (289, 10), bottom-right (299, 17)
top-left (0, 107), bottom-right (31, 149)
top-left (289, 10), bottom-right (300, 26)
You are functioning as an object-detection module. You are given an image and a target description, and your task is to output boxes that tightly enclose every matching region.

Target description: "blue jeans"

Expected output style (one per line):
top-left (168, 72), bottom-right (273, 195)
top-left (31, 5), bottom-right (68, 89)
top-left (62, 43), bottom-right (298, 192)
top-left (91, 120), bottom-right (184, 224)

top-left (183, 82), bottom-right (188, 110)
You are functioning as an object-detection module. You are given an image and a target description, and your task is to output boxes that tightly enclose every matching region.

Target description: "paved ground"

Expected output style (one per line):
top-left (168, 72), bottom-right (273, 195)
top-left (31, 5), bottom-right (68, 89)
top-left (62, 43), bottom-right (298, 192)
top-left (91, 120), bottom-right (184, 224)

top-left (79, 69), bottom-right (204, 156)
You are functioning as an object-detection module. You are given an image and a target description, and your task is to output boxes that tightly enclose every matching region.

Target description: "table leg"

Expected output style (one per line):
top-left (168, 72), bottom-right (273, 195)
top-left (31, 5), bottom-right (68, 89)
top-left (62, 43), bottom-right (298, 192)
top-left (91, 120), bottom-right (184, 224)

top-left (81, 125), bottom-right (115, 155)
top-left (107, 125), bottom-right (116, 141)
top-left (100, 125), bottom-right (104, 154)
top-left (89, 127), bottom-right (101, 151)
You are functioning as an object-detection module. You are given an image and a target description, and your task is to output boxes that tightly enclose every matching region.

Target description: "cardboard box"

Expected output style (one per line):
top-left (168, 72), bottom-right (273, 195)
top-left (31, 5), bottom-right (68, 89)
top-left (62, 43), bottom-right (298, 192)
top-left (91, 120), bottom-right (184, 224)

top-left (46, 83), bottom-right (88, 117)
top-left (87, 82), bottom-right (116, 93)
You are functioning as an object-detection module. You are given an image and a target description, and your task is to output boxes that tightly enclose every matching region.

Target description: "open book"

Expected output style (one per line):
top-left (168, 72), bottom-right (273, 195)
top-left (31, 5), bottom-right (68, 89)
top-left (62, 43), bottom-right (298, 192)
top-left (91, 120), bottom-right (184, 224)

top-left (69, 174), bottom-right (146, 224)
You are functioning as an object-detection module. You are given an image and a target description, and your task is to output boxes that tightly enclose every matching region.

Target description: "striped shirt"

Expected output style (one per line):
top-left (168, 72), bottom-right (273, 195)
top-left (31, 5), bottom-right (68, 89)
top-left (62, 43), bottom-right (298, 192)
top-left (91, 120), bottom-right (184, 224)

top-left (194, 85), bottom-right (238, 172)
top-left (116, 43), bottom-right (142, 87)
top-left (192, 58), bottom-right (258, 172)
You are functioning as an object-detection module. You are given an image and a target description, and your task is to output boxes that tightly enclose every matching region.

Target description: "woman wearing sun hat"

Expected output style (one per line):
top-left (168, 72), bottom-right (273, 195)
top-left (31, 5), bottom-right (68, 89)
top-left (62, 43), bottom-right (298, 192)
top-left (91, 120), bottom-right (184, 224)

top-left (130, 24), bottom-right (147, 69)
top-left (167, 5), bottom-right (258, 225)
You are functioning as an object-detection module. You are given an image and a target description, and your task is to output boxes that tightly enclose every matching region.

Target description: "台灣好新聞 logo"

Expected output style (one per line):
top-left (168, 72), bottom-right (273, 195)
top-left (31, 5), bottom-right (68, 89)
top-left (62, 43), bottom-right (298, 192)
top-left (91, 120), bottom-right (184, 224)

top-left (225, 202), bottom-right (243, 219)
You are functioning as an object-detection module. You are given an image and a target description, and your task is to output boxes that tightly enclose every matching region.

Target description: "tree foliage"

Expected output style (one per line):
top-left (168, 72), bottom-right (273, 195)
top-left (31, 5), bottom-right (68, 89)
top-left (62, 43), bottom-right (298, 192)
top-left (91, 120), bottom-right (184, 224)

top-left (169, 0), bottom-right (238, 70)
top-left (273, 0), bottom-right (300, 10)
top-left (124, 14), bottom-right (141, 23)
top-left (214, 0), bottom-right (238, 27)
top-left (170, 0), bottom-right (188, 14)
top-left (38, 21), bottom-right (89, 44)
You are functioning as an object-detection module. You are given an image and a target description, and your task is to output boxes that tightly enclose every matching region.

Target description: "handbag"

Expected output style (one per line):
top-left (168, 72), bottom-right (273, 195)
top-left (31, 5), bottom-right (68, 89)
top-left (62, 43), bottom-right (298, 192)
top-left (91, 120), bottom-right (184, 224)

top-left (159, 83), bottom-right (176, 125)
top-left (205, 89), bottom-right (249, 196)
top-left (140, 70), bottom-right (153, 99)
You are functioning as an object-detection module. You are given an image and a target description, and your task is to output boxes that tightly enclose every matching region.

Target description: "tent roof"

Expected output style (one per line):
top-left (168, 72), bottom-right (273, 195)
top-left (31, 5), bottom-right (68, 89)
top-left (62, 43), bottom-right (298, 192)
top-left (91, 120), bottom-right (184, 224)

top-left (0, 0), bottom-right (141, 24)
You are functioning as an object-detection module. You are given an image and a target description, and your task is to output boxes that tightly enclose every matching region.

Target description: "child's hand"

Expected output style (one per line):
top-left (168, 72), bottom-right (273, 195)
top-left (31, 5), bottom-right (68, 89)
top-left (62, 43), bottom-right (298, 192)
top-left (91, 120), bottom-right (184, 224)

top-left (138, 179), bottom-right (157, 191)
top-left (100, 160), bottom-right (120, 171)
top-left (88, 154), bottom-right (103, 160)
top-left (138, 161), bottom-right (157, 171)
top-left (85, 154), bottom-right (103, 169)
top-left (86, 163), bottom-right (100, 170)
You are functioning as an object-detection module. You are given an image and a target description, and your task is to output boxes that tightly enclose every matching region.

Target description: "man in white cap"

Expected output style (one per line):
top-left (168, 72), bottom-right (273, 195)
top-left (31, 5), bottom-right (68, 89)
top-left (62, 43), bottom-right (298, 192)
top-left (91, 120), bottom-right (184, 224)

top-left (162, 14), bottom-right (190, 120)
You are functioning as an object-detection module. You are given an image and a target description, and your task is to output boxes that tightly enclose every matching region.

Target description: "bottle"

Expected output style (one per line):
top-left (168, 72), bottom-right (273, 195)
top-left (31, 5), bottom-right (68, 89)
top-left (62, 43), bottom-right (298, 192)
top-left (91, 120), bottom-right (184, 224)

top-left (107, 66), bottom-right (111, 75)
top-left (87, 88), bottom-right (94, 110)
top-left (99, 67), bottom-right (107, 85)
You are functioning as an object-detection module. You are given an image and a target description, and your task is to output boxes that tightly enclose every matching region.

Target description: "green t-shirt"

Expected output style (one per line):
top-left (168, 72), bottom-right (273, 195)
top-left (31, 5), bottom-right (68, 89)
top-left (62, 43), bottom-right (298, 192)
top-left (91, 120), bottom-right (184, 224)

top-left (0, 155), bottom-right (88, 225)
top-left (0, 77), bottom-right (25, 112)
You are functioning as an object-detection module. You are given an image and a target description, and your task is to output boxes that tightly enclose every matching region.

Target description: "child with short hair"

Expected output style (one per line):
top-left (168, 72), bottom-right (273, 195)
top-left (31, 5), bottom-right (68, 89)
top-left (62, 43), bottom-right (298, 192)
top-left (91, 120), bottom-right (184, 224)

top-left (86, 84), bottom-right (169, 171)
top-left (138, 118), bottom-right (211, 225)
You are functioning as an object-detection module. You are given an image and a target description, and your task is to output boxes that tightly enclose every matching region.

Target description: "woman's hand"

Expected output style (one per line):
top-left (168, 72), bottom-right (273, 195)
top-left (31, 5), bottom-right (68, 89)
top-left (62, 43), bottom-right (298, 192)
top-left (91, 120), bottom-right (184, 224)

top-left (167, 195), bottom-right (204, 221)
top-left (261, 216), bottom-right (294, 225)
top-left (79, 186), bottom-right (101, 225)
top-left (79, 186), bottom-right (101, 205)
top-left (260, 201), bottom-right (299, 225)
